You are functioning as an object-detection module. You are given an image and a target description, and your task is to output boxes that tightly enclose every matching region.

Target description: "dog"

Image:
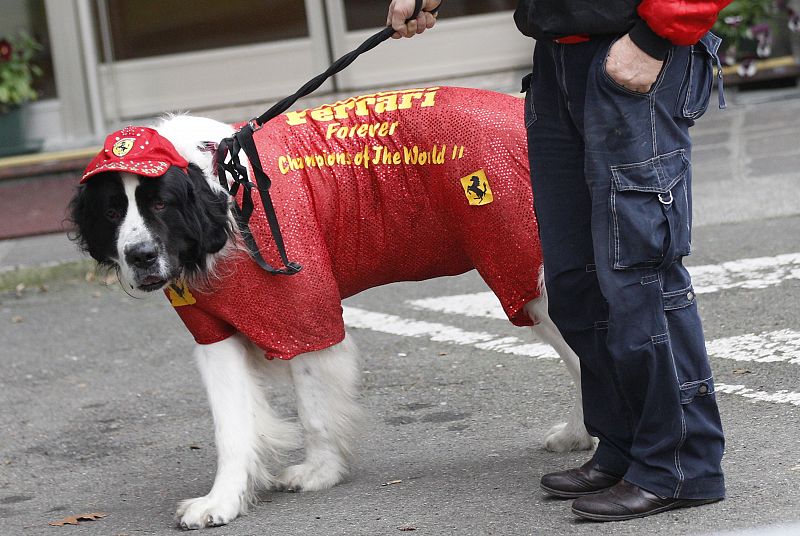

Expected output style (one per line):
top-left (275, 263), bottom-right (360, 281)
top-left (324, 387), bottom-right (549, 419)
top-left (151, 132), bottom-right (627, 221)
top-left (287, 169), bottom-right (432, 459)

top-left (69, 86), bottom-right (594, 529)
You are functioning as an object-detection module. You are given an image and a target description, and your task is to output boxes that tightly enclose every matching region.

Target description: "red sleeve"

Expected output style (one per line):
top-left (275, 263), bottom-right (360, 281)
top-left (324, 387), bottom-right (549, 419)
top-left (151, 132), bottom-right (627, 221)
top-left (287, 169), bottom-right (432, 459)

top-left (638, 0), bottom-right (733, 45)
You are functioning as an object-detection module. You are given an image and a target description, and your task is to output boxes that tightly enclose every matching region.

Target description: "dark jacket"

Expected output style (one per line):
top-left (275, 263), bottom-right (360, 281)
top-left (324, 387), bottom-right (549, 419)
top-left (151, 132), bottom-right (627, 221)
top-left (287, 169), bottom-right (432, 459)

top-left (514, 0), bottom-right (732, 59)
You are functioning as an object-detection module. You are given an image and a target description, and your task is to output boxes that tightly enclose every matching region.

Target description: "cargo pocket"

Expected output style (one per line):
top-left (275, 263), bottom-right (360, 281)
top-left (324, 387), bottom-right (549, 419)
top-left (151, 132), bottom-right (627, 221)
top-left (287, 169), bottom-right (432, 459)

top-left (676, 32), bottom-right (724, 120)
top-left (610, 149), bottom-right (691, 270)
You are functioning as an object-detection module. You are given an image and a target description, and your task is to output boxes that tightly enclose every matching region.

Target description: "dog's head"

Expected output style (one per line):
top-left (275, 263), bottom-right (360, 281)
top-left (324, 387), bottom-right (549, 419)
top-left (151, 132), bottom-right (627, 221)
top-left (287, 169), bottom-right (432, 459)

top-left (69, 125), bottom-right (234, 293)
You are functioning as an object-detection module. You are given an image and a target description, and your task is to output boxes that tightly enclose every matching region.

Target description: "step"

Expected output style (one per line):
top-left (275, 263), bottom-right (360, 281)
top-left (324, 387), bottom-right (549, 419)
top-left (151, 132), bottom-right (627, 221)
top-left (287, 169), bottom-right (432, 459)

top-left (0, 148), bottom-right (97, 239)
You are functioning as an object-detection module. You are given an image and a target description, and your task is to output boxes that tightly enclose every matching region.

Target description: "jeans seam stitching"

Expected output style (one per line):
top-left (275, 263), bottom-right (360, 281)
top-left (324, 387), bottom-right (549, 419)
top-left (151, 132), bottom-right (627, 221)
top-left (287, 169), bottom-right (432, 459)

top-left (611, 188), bottom-right (621, 269)
top-left (674, 411), bottom-right (687, 497)
top-left (651, 95), bottom-right (657, 157)
top-left (659, 270), bottom-right (686, 497)
top-left (663, 284), bottom-right (693, 297)
top-left (651, 48), bottom-right (674, 159)
top-left (680, 376), bottom-right (713, 389)
top-left (683, 45), bottom-right (696, 118)
top-left (611, 148), bottom-right (685, 172)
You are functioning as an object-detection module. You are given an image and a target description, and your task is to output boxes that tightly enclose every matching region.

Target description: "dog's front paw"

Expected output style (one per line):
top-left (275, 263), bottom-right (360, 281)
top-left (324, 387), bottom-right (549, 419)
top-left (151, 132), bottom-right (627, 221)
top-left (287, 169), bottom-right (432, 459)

top-left (175, 495), bottom-right (242, 530)
top-left (543, 422), bottom-right (597, 453)
top-left (276, 462), bottom-right (346, 492)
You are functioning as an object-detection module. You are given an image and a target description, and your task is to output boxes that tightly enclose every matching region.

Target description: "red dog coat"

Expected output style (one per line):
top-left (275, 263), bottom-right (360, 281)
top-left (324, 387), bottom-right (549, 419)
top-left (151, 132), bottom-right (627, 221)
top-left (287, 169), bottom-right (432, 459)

top-left (168, 87), bottom-right (542, 359)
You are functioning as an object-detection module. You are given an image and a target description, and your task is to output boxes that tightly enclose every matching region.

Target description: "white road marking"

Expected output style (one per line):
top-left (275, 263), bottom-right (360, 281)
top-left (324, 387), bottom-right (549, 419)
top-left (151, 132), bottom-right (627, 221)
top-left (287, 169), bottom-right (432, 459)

top-left (349, 252), bottom-right (800, 407)
top-left (690, 252), bottom-right (800, 294)
top-left (706, 329), bottom-right (800, 365)
top-left (344, 312), bottom-right (800, 407)
top-left (346, 308), bottom-right (800, 369)
top-left (714, 383), bottom-right (800, 407)
top-left (407, 252), bottom-right (800, 321)
top-left (342, 307), bottom-right (558, 360)
top-left (408, 292), bottom-right (505, 320)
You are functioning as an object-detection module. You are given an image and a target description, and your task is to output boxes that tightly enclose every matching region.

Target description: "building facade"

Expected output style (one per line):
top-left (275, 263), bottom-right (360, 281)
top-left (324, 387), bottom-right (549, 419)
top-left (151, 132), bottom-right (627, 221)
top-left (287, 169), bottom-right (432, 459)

top-left (2, 0), bottom-right (529, 151)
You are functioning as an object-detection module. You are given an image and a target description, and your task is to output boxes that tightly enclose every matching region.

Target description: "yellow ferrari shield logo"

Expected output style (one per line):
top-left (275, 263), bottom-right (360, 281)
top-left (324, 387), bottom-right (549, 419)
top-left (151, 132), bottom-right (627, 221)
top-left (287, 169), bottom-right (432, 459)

top-left (460, 170), bottom-right (494, 206)
top-left (168, 281), bottom-right (196, 307)
top-left (112, 137), bottom-right (136, 157)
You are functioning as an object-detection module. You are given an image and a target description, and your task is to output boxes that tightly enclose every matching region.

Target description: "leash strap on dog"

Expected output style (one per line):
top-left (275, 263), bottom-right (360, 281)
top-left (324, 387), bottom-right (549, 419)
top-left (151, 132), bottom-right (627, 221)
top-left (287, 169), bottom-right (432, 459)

top-left (215, 0), bottom-right (438, 275)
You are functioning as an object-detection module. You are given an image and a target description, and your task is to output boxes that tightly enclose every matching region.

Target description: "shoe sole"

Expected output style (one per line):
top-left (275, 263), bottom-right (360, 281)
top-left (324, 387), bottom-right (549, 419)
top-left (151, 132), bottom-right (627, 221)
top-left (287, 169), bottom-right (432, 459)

top-left (571, 497), bottom-right (722, 522)
top-left (539, 483), bottom-right (615, 499)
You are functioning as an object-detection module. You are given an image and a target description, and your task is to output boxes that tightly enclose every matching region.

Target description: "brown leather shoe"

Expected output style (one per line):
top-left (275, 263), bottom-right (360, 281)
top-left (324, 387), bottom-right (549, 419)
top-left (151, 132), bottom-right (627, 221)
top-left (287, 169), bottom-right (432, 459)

top-left (540, 460), bottom-right (622, 498)
top-left (571, 480), bottom-right (723, 521)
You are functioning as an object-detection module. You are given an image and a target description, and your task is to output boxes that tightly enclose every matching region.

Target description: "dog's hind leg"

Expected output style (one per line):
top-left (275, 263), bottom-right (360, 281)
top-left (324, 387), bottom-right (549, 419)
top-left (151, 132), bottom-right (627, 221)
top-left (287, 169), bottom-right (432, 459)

top-left (278, 333), bottom-right (363, 492)
top-left (525, 274), bottom-right (596, 453)
top-left (176, 334), bottom-right (298, 529)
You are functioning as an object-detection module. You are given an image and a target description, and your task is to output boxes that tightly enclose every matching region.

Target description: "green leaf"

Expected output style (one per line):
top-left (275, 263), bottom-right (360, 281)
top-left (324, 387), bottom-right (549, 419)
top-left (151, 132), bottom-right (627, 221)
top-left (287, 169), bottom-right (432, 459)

top-left (0, 30), bottom-right (42, 106)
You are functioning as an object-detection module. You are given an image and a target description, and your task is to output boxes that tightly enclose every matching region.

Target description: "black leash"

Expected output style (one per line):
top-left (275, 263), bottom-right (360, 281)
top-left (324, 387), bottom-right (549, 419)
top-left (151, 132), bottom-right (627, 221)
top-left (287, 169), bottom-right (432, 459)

top-left (215, 0), bottom-right (438, 275)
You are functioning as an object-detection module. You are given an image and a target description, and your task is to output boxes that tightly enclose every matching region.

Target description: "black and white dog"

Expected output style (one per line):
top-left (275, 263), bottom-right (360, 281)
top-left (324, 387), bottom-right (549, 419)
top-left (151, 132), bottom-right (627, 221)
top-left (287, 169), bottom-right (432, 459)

top-left (70, 88), bottom-right (593, 529)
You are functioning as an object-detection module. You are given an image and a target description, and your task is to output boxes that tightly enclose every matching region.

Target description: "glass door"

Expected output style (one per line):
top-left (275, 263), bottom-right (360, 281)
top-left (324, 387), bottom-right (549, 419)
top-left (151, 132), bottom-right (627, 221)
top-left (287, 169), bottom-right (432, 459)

top-left (94, 0), bottom-right (330, 120)
top-left (325, 0), bottom-right (531, 91)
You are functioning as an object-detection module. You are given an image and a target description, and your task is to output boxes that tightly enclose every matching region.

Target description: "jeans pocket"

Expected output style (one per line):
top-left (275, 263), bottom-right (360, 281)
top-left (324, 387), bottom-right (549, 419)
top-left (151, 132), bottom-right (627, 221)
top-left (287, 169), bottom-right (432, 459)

top-left (600, 37), bottom-right (672, 97)
top-left (609, 149), bottom-right (692, 270)
top-left (676, 32), bottom-right (722, 120)
top-left (521, 73), bottom-right (538, 128)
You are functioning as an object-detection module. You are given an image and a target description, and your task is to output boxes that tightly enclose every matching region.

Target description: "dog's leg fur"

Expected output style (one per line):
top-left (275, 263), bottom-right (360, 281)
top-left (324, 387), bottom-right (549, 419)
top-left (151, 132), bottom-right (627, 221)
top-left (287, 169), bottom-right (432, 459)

top-left (526, 274), bottom-right (596, 452)
top-left (278, 333), bottom-right (362, 491)
top-left (176, 334), bottom-right (299, 529)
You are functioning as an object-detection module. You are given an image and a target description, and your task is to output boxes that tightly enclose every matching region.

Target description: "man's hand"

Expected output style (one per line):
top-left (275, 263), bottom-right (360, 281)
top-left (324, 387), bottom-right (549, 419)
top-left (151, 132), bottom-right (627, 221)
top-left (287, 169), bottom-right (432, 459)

top-left (387, 0), bottom-right (441, 39)
top-left (604, 34), bottom-right (664, 93)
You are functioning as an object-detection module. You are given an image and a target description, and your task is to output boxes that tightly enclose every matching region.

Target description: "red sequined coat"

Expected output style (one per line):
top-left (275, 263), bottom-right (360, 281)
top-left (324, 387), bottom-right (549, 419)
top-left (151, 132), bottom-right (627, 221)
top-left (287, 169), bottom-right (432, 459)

top-left (168, 87), bottom-right (541, 359)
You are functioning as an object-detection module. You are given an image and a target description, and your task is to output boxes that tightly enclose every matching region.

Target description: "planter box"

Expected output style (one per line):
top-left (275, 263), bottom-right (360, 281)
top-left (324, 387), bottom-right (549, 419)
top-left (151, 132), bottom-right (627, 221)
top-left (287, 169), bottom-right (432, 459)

top-left (0, 107), bottom-right (43, 157)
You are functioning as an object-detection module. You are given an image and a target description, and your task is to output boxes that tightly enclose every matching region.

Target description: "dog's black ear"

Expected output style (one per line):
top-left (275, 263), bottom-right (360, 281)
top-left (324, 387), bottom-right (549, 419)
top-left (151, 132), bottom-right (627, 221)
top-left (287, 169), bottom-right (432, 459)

top-left (67, 184), bottom-right (90, 250)
top-left (185, 163), bottom-right (232, 256)
top-left (67, 179), bottom-right (118, 265)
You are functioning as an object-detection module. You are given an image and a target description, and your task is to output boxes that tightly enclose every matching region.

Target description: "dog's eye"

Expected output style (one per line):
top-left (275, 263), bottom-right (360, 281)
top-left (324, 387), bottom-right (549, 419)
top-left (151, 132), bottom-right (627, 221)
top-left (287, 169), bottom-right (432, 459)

top-left (152, 200), bottom-right (166, 211)
top-left (105, 208), bottom-right (122, 222)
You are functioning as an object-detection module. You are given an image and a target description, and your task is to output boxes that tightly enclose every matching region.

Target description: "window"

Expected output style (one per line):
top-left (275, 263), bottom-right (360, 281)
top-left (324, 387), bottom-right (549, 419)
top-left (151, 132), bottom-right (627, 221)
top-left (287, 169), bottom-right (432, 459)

top-left (95, 0), bottom-right (309, 61)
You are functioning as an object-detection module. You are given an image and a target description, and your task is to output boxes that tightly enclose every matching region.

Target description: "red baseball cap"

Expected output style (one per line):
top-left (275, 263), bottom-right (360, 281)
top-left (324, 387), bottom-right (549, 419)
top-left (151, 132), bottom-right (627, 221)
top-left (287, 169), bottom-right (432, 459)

top-left (81, 126), bottom-right (189, 183)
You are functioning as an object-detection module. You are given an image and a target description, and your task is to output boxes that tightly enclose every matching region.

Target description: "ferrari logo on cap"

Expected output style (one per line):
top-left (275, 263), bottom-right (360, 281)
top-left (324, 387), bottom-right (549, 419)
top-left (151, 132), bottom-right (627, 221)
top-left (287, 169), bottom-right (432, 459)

top-left (168, 281), bottom-right (196, 307)
top-left (460, 170), bottom-right (494, 206)
top-left (112, 138), bottom-right (136, 157)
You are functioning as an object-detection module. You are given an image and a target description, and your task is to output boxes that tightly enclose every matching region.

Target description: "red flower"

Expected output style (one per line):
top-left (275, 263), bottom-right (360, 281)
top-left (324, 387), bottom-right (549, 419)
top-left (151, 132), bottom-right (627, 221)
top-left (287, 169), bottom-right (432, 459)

top-left (0, 39), bottom-right (11, 61)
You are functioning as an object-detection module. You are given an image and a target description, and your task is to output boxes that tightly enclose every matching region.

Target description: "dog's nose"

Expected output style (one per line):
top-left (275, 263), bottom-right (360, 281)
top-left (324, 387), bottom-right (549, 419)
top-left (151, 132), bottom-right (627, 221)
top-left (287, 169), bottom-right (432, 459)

top-left (125, 243), bottom-right (159, 269)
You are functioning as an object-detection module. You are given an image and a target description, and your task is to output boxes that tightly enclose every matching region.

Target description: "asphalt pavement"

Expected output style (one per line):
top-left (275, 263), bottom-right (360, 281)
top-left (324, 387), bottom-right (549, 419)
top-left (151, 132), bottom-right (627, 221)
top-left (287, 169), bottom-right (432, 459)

top-left (1, 85), bottom-right (799, 535)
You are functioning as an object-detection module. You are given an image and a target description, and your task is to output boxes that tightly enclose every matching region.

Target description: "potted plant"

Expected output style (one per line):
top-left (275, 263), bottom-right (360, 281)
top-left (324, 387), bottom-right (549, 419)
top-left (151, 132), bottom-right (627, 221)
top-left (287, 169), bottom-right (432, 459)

top-left (714, 0), bottom-right (800, 79)
top-left (0, 31), bottom-right (42, 156)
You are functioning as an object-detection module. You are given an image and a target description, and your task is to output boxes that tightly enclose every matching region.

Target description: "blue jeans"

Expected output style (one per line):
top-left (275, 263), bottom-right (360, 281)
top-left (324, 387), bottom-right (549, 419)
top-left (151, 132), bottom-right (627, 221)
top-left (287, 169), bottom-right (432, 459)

top-left (525, 34), bottom-right (725, 499)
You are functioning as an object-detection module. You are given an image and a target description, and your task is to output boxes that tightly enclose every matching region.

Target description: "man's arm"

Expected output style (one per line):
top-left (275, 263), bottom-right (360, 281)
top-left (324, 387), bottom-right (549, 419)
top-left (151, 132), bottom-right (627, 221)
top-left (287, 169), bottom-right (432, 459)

top-left (386, 0), bottom-right (442, 39)
top-left (607, 0), bottom-right (732, 93)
